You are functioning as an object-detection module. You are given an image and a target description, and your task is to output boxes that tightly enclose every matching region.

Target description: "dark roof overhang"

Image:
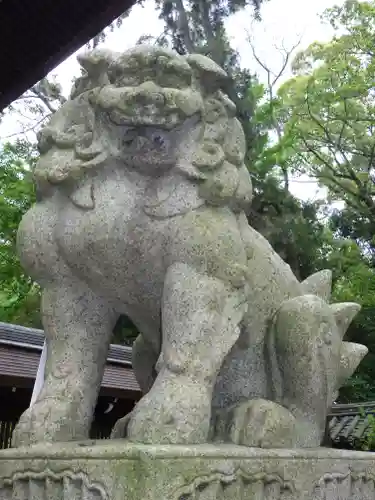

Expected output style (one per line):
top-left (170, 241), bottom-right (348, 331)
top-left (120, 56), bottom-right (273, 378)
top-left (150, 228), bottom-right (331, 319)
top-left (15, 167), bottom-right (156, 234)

top-left (0, 0), bottom-right (136, 111)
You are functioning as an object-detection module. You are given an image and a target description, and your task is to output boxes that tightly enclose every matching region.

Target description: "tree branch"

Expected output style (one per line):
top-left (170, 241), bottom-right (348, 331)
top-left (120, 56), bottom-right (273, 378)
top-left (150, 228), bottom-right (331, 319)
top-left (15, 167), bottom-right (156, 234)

top-left (29, 86), bottom-right (57, 114)
top-left (172, 0), bottom-right (195, 53)
top-left (247, 36), bottom-right (301, 193)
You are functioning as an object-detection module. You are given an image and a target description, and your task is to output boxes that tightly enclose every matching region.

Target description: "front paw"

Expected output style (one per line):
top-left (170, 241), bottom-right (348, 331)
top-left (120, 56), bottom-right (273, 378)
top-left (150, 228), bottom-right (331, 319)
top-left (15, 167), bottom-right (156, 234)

top-left (12, 399), bottom-right (87, 447)
top-left (214, 399), bottom-right (303, 449)
top-left (111, 411), bottom-right (133, 439)
top-left (127, 372), bottom-right (211, 444)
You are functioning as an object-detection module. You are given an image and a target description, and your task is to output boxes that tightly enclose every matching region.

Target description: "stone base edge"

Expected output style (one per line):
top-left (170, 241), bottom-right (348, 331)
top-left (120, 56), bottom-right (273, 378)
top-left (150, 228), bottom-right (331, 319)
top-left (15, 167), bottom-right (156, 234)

top-left (0, 440), bottom-right (374, 499)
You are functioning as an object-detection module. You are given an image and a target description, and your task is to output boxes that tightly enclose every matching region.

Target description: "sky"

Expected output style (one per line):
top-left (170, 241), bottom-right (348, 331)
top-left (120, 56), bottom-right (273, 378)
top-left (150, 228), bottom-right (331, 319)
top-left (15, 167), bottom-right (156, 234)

top-left (0, 0), bottom-right (346, 201)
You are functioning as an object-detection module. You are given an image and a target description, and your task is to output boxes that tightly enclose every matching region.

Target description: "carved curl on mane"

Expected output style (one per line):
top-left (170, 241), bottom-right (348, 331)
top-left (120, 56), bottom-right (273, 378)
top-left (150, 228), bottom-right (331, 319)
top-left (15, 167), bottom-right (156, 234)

top-left (34, 46), bottom-right (252, 213)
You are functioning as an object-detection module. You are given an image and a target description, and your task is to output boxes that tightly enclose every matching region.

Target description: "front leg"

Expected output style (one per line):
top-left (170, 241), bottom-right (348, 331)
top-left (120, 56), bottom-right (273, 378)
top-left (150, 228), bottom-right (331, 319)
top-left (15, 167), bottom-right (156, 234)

top-left (12, 278), bottom-right (117, 447)
top-left (127, 262), bottom-right (247, 444)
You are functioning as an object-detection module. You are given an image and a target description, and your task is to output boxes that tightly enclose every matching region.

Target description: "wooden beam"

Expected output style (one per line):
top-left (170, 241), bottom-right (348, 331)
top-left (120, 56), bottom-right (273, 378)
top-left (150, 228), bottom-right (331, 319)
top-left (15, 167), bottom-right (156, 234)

top-left (0, 0), bottom-right (137, 111)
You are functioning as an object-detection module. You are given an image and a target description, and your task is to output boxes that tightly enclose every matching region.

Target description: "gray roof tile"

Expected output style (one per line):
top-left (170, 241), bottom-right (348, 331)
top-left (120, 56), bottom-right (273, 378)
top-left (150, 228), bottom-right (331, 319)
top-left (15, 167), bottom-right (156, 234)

top-left (327, 402), bottom-right (375, 446)
top-left (0, 322), bottom-right (132, 366)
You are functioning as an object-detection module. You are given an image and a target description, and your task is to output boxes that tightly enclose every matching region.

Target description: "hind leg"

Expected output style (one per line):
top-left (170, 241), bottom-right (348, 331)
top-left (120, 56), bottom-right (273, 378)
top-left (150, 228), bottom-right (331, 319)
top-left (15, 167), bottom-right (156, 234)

top-left (127, 262), bottom-right (247, 444)
top-left (210, 336), bottom-right (269, 443)
top-left (111, 333), bottom-right (158, 439)
top-left (214, 295), bottom-right (342, 448)
top-left (268, 294), bottom-right (341, 447)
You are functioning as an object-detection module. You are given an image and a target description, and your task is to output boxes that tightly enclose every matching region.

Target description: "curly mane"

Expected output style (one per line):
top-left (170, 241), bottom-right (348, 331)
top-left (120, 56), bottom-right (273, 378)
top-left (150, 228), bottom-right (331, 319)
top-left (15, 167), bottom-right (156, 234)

top-left (34, 46), bottom-right (253, 214)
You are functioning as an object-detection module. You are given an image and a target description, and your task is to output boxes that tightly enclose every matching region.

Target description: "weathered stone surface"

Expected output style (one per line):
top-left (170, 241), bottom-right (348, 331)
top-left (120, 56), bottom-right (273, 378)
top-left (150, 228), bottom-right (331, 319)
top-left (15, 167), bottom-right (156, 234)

top-left (2, 442), bottom-right (375, 500)
top-left (13, 44), bottom-right (367, 449)
top-left (213, 399), bottom-right (304, 449)
top-left (1, 468), bottom-right (107, 499)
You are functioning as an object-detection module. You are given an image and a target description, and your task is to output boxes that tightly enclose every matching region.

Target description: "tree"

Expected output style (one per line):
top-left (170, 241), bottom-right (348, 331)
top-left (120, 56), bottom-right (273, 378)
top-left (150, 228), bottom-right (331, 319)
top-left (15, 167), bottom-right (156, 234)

top-left (240, 38), bottom-right (330, 279)
top-left (270, 2), bottom-right (375, 402)
top-left (0, 141), bottom-right (41, 328)
top-left (278, 0), bottom-right (375, 237)
top-left (153, 0), bottom-right (262, 63)
top-left (272, 1), bottom-right (375, 402)
top-left (1, 78), bottom-right (66, 142)
top-left (329, 241), bottom-right (375, 402)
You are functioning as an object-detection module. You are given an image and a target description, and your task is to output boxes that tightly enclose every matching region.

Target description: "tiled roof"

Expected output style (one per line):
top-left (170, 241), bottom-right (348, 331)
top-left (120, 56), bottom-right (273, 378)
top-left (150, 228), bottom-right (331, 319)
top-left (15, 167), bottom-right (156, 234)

top-left (0, 322), bottom-right (140, 395)
top-left (327, 402), bottom-right (375, 448)
top-left (0, 345), bottom-right (139, 394)
top-left (0, 322), bottom-right (132, 366)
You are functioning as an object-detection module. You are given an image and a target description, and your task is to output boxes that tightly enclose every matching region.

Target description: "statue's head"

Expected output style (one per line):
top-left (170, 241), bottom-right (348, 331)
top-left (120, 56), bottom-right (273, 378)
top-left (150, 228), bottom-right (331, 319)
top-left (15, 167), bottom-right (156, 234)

top-left (34, 46), bottom-right (253, 213)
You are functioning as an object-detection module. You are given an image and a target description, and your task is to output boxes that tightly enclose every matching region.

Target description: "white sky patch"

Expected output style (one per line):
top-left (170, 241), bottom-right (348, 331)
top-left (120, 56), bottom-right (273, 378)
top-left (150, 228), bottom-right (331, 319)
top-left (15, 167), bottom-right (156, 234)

top-left (0, 0), bottom-right (346, 202)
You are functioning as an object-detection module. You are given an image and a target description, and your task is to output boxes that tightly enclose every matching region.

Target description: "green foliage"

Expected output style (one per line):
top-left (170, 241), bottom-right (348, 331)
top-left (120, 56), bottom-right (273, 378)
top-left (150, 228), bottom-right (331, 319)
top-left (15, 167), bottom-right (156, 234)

top-left (357, 408), bottom-right (375, 451)
top-left (273, 0), bottom-right (375, 403)
top-left (112, 316), bottom-right (139, 346)
top-left (279, 0), bottom-right (375, 219)
top-left (0, 141), bottom-right (42, 328)
top-left (245, 73), bottom-right (331, 280)
top-left (332, 254), bottom-right (375, 402)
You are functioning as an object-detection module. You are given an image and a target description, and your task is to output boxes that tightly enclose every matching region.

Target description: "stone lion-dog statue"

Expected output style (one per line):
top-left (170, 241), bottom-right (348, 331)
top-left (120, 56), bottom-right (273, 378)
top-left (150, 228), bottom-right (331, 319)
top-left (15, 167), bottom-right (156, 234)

top-left (12, 46), bottom-right (367, 449)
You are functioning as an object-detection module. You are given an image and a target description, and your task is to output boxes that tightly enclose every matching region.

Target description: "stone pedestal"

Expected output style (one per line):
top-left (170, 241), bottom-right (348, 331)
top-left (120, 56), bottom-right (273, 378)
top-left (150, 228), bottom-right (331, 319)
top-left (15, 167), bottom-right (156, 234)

top-left (1, 440), bottom-right (375, 499)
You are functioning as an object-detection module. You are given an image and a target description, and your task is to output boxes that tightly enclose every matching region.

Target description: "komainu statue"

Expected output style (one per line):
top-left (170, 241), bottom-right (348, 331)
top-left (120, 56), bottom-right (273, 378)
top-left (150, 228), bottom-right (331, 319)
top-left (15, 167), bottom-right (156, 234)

top-left (13, 46), bottom-right (367, 449)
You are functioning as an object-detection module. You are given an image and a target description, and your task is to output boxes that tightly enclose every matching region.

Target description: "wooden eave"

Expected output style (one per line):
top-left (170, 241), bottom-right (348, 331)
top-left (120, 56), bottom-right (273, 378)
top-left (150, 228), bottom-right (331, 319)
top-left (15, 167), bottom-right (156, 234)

top-left (0, 0), bottom-right (137, 111)
top-left (0, 322), bottom-right (140, 398)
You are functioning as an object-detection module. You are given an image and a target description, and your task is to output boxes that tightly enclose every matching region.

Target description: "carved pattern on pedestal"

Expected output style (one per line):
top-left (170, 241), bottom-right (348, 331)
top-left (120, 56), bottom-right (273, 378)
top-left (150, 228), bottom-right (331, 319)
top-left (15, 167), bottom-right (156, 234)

top-left (176, 470), bottom-right (295, 500)
top-left (312, 471), bottom-right (375, 499)
top-left (0, 469), bottom-right (108, 500)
